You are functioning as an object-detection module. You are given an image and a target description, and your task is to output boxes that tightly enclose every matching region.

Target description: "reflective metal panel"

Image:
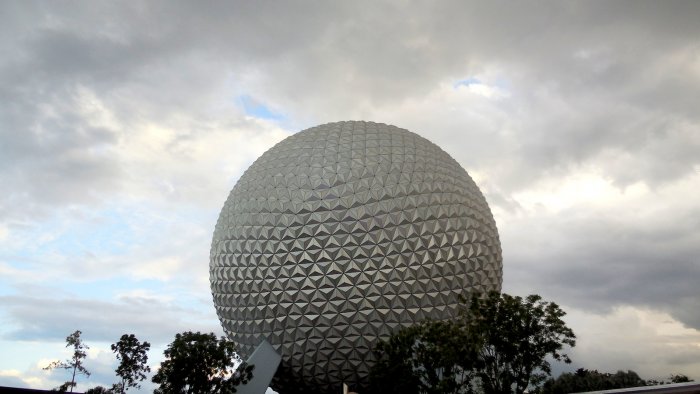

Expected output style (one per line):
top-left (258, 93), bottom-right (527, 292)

top-left (210, 121), bottom-right (502, 393)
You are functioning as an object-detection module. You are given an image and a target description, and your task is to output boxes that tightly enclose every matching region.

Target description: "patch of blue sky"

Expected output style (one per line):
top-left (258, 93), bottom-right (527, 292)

top-left (0, 283), bottom-right (12, 297)
top-left (0, 339), bottom-right (56, 370)
top-left (2, 207), bottom-right (136, 262)
top-left (453, 77), bottom-right (481, 88)
top-left (489, 77), bottom-right (511, 90)
top-left (68, 277), bottom-right (169, 301)
top-left (0, 266), bottom-right (168, 302)
top-left (237, 94), bottom-right (285, 121)
top-left (160, 204), bottom-right (217, 227)
top-left (56, 210), bottom-right (135, 256)
top-left (454, 76), bottom-right (511, 89)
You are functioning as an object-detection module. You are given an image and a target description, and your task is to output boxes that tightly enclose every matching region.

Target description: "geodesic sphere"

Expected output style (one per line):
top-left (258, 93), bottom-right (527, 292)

top-left (210, 121), bottom-right (502, 394)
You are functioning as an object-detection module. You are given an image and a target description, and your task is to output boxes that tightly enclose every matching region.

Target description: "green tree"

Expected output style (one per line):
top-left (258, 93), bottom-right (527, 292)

top-left (669, 374), bottom-right (693, 383)
top-left (84, 386), bottom-right (112, 394)
top-left (111, 334), bottom-right (151, 394)
top-left (647, 373), bottom-right (694, 385)
top-left (152, 331), bottom-right (254, 394)
top-left (368, 292), bottom-right (575, 394)
top-left (465, 292), bottom-right (576, 394)
top-left (541, 369), bottom-right (646, 393)
top-left (44, 330), bottom-right (91, 392)
top-left (369, 320), bottom-right (480, 394)
top-left (609, 370), bottom-right (646, 389)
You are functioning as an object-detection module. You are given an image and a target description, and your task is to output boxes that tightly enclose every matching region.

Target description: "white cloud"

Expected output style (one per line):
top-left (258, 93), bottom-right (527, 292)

top-left (455, 80), bottom-right (511, 100)
top-left (511, 170), bottom-right (649, 214)
top-left (0, 368), bottom-right (49, 390)
top-left (2, 1), bottom-right (700, 387)
top-left (0, 343), bottom-right (129, 392)
top-left (567, 306), bottom-right (700, 378)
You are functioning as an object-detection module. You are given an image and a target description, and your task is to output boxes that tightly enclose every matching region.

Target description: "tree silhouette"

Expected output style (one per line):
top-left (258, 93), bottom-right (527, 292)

top-left (84, 386), bottom-right (112, 394)
top-left (369, 292), bottom-right (576, 394)
top-left (44, 330), bottom-right (91, 392)
top-left (152, 331), bottom-right (253, 394)
top-left (111, 334), bottom-right (151, 393)
top-left (370, 319), bottom-right (480, 394)
top-left (466, 292), bottom-right (576, 394)
top-left (542, 368), bottom-right (650, 393)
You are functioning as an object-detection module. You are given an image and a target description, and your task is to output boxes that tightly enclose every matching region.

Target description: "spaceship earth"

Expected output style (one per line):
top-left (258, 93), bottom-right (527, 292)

top-left (210, 121), bottom-right (502, 393)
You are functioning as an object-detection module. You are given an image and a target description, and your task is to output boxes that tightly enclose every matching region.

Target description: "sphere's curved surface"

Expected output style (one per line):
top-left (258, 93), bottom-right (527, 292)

top-left (210, 121), bottom-right (502, 393)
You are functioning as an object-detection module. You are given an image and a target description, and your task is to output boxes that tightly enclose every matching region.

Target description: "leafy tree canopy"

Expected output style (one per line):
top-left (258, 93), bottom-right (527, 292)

top-left (669, 374), bottom-right (693, 383)
top-left (44, 330), bottom-right (91, 393)
top-left (369, 319), bottom-right (480, 394)
top-left (152, 331), bottom-right (254, 394)
top-left (111, 334), bottom-right (151, 394)
top-left (647, 373), bottom-right (694, 386)
top-left (84, 386), bottom-right (112, 394)
top-left (369, 292), bottom-right (576, 394)
top-left (467, 292), bottom-right (576, 394)
top-left (541, 369), bottom-right (646, 393)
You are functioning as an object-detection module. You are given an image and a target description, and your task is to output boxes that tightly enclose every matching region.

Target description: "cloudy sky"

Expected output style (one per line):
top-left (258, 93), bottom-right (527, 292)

top-left (1, 1), bottom-right (699, 391)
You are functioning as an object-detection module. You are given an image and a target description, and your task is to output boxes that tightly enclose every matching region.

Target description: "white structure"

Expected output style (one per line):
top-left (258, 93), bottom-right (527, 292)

top-left (210, 121), bottom-right (502, 393)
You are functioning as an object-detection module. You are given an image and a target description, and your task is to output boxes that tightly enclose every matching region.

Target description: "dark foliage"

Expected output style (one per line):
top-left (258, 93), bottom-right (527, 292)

top-left (44, 330), bottom-right (91, 393)
top-left (111, 334), bottom-right (151, 393)
top-left (152, 331), bottom-right (254, 394)
top-left (369, 320), bottom-right (480, 394)
top-left (84, 386), bottom-right (112, 394)
top-left (466, 292), bottom-right (576, 394)
top-left (369, 292), bottom-right (576, 394)
top-left (669, 374), bottom-right (693, 383)
top-left (647, 373), bottom-right (694, 385)
top-left (541, 369), bottom-right (647, 393)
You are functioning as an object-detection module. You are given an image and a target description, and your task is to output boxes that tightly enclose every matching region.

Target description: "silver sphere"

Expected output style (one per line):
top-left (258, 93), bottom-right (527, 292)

top-left (210, 121), bottom-right (502, 393)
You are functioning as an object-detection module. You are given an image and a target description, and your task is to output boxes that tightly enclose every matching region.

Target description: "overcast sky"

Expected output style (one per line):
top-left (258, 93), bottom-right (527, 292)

top-left (1, 1), bottom-right (699, 391)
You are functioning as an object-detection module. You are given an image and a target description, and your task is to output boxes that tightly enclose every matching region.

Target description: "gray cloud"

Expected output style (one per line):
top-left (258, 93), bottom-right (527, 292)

top-left (3, 1), bottom-right (699, 206)
top-left (1, 0), bottom-right (700, 379)
top-left (501, 202), bottom-right (700, 329)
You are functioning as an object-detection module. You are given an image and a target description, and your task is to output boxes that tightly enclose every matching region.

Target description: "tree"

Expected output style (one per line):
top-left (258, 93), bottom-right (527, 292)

top-left (152, 331), bottom-right (254, 394)
top-left (647, 373), bottom-right (694, 385)
top-left (369, 320), bottom-right (480, 394)
top-left (465, 292), bottom-right (576, 394)
top-left (669, 374), bottom-right (693, 383)
top-left (111, 334), bottom-right (151, 394)
top-left (368, 292), bottom-right (576, 394)
top-left (44, 330), bottom-right (91, 392)
top-left (541, 368), bottom-right (646, 393)
top-left (85, 386), bottom-right (113, 394)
